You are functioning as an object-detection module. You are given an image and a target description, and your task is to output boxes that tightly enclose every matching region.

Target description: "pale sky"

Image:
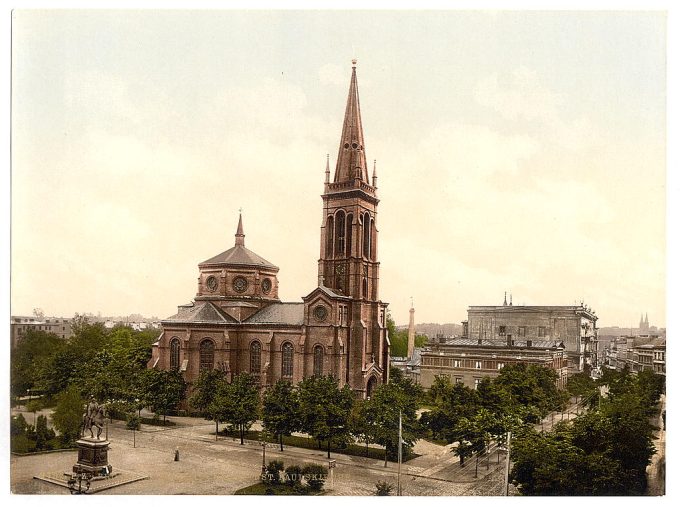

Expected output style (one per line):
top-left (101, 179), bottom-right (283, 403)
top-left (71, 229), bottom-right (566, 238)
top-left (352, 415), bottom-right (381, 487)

top-left (10, 10), bottom-right (667, 327)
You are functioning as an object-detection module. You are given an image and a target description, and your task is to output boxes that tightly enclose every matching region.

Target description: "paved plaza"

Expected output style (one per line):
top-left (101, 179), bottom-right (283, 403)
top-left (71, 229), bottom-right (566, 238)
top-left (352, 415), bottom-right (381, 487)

top-left (10, 407), bottom-right (507, 496)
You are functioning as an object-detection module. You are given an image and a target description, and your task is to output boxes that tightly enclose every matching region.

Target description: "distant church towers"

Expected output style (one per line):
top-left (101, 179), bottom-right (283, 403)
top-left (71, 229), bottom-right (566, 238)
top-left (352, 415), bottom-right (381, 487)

top-left (639, 313), bottom-right (650, 333)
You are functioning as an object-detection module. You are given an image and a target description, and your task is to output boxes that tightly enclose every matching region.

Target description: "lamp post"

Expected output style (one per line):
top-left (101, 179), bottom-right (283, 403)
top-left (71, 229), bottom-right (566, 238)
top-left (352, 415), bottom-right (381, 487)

top-left (133, 398), bottom-right (139, 448)
top-left (261, 441), bottom-right (267, 475)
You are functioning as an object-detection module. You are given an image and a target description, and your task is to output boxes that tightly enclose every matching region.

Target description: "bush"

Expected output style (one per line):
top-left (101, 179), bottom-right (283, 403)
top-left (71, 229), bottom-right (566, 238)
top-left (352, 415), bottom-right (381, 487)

top-left (126, 414), bottom-right (141, 430)
top-left (263, 460), bottom-right (285, 485)
top-left (51, 386), bottom-right (84, 444)
top-left (375, 481), bottom-right (393, 496)
top-left (284, 465), bottom-right (303, 486)
top-left (302, 464), bottom-right (327, 491)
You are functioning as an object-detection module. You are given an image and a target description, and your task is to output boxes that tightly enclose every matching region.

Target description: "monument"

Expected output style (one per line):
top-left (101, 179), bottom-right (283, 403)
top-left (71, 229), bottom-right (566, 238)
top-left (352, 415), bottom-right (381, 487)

top-left (73, 398), bottom-right (112, 478)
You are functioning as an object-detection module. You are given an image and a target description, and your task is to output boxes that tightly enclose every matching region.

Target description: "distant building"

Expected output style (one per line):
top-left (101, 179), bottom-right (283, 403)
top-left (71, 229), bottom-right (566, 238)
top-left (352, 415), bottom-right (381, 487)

top-left (606, 335), bottom-right (665, 375)
top-left (391, 347), bottom-right (423, 384)
top-left (462, 297), bottom-right (598, 371)
top-left (10, 315), bottom-right (73, 348)
top-left (419, 338), bottom-right (568, 390)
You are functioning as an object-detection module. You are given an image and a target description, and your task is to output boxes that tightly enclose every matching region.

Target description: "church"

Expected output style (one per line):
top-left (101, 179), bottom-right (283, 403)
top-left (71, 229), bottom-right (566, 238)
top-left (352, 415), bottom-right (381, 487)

top-left (148, 61), bottom-right (390, 398)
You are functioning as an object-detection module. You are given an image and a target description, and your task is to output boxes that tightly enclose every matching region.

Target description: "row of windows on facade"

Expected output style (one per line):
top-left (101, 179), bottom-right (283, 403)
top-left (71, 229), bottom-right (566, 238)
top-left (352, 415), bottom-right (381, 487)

top-left (17, 325), bottom-right (68, 333)
top-left (496, 326), bottom-right (547, 337)
top-left (169, 338), bottom-right (325, 378)
top-left (424, 358), bottom-right (506, 370)
top-left (326, 211), bottom-right (376, 260)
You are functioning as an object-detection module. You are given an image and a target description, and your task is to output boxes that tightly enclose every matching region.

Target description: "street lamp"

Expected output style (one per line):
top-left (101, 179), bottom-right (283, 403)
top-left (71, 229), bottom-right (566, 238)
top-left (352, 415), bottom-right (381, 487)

top-left (261, 441), bottom-right (267, 475)
top-left (133, 398), bottom-right (140, 448)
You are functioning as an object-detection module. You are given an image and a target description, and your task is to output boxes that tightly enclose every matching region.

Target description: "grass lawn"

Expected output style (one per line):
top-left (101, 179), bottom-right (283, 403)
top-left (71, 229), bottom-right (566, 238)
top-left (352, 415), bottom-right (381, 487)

top-left (220, 429), bottom-right (419, 462)
top-left (234, 483), bottom-right (325, 495)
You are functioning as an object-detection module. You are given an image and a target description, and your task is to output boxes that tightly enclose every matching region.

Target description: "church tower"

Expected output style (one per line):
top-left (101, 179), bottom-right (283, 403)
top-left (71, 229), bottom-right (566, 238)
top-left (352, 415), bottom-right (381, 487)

top-left (317, 60), bottom-right (389, 395)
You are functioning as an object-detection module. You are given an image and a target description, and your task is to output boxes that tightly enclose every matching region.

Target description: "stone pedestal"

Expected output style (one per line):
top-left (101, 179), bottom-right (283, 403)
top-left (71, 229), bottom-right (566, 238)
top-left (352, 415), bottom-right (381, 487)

top-left (73, 438), bottom-right (112, 477)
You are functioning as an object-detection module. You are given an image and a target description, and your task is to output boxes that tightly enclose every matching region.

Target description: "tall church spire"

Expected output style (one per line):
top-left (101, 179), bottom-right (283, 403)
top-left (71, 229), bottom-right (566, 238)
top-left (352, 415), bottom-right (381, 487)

top-left (235, 212), bottom-right (245, 247)
top-left (334, 59), bottom-right (369, 184)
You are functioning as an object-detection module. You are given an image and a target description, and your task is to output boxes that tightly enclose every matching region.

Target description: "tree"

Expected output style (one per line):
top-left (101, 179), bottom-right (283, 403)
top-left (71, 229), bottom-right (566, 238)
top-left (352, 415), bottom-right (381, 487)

top-left (262, 380), bottom-right (301, 451)
top-left (348, 399), bottom-right (378, 457)
top-left (367, 379), bottom-right (421, 463)
top-left (451, 416), bottom-right (485, 466)
top-left (222, 373), bottom-right (260, 445)
top-left (189, 369), bottom-right (230, 439)
top-left (10, 329), bottom-right (66, 397)
top-left (494, 363), bottom-right (565, 416)
top-left (422, 382), bottom-right (480, 442)
top-left (298, 375), bottom-right (354, 458)
top-left (51, 386), bottom-right (84, 444)
top-left (139, 369), bottom-right (187, 424)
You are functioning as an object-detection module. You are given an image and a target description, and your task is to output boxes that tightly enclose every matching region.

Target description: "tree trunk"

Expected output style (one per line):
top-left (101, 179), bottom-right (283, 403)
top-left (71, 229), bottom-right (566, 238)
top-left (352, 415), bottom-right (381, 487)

top-left (215, 421), bottom-right (219, 441)
top-left (366, 440), bottom-right (369, 457)
top-left (384, 448), bottom-right (388, 467)
top-left (280, 433), bottom-right (284, 452)
top-left (327, 439), bottom-right (331, 459)
top-left (240, 425), bottom-right (244, 445)
top-left (163, 413), bottom-right (166, 425)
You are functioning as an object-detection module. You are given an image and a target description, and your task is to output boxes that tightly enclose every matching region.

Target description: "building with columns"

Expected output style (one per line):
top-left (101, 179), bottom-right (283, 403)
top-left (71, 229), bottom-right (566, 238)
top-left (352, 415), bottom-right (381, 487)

top-left (148, 62), bottom-right (390, 397)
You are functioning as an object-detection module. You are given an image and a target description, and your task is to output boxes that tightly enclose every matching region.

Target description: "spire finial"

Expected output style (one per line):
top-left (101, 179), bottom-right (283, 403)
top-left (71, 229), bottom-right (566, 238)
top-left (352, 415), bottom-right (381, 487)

top-left (510, 293), bottom-right (513, 306)
top-left (504, 292), bottom-right (507, 306)
top-left (352, 58), bottom-right (357, 68)
top-left (235, 211), bottom-right (245, 247)
top-left (324, 154), bottom-right (330, 185)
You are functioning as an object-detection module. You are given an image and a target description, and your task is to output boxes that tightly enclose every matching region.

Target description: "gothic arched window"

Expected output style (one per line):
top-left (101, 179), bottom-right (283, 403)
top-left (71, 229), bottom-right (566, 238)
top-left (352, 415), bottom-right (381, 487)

top-left (199, 339), bottom-right (214, 371)
top-left (250, 341), bottom-right (261, 374)
top-left (326, 215), bottom-right (334, 259)
top-left (282, 342), bottom-right (294, 378)
top-left (313, 345), bottom-right (324, 377)
top-left (170, 338), bottom-right (180, 370)
top-left (363, 212), bottom-right (371, 258)
top-left (335, 210), bottom-right (346, 255)
top-left (346, 214), bottom-right (353, 257)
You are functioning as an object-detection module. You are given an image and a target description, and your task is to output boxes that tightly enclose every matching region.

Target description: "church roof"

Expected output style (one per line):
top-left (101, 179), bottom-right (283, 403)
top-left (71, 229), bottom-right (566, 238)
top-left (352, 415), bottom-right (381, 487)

top-left (334, 60), bottom-right (369, 184)
top-left (200, 245), bottom-right (277, 269)
top-left (199, 213), bottom-right (278, 270)
top-left (164, 301), bottom-right (237, 324)
top-left (244, 303), bottom-right (305, 326)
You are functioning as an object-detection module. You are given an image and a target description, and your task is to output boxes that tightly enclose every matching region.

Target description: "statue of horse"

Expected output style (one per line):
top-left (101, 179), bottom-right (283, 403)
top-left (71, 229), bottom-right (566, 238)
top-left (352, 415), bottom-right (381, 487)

top-left (81, 399), bottom-right (106, 439)
top-left (89, 405), bottom-right (105, 439)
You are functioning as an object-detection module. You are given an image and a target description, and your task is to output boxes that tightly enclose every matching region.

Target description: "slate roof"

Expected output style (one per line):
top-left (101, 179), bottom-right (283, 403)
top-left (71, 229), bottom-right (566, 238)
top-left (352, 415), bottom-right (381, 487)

top-left (199, 244), bottom-right (278, 270)
top-left (245, 303), bottom-right (305, 326)
top-left (445, 338), bottom-right (564, 349)
top-left (164, 301), bottom-right (237, 324)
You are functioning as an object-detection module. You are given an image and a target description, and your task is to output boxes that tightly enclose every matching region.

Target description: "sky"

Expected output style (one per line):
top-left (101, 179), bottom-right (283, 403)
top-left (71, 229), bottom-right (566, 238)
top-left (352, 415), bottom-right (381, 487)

top-left (9, 10), bottom-right (667, 327)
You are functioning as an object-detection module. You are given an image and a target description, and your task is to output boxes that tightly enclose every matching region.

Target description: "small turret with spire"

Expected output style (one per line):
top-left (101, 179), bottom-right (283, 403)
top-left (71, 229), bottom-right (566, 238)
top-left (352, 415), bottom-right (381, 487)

top-left (235, 210), bottom-right (245, 247)
top-left (372, 159), bottom-right (378, 188)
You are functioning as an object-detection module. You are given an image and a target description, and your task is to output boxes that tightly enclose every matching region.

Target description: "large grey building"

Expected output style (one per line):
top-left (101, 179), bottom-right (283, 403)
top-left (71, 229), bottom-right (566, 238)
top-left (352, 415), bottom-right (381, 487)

top-left (462, 299), bottom-right (598, 371)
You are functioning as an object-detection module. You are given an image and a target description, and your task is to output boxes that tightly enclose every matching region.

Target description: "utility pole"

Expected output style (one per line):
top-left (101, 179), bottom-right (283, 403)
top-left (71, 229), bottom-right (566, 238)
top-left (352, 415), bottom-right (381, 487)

top-left (397, 410), bottom-right (403, 496)
top-left (503, 431), bottom-right (512, 496)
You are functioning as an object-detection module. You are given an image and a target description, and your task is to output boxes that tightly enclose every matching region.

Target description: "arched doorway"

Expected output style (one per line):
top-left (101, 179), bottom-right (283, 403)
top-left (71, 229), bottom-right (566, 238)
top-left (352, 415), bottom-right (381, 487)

top-left (366, 376), bottom-right (377, 399)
